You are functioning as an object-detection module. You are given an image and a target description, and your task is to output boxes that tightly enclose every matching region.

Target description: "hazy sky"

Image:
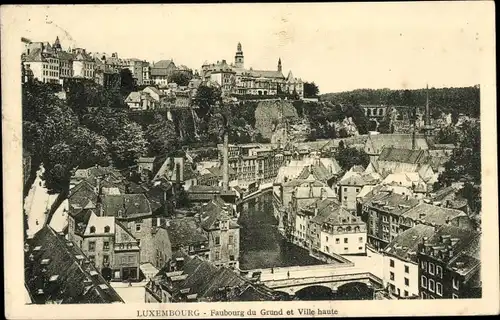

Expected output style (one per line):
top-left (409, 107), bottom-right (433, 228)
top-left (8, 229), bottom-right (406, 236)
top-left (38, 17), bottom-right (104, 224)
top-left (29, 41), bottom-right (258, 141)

top-left (14, 3), bottom-right (493, 93)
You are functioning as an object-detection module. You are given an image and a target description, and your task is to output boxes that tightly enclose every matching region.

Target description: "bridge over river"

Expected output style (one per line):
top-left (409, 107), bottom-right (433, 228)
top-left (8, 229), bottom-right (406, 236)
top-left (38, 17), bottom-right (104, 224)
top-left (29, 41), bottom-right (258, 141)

top-left (240, 261), bottom-right (383, 297)
top-left (238, 191), bottom-right (384, 299)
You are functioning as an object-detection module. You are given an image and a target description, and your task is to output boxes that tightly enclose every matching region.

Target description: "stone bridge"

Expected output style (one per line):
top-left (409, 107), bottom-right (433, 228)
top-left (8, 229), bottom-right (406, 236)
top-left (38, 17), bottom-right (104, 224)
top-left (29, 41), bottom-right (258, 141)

top-left (240, 263), bottom-right (383, 296)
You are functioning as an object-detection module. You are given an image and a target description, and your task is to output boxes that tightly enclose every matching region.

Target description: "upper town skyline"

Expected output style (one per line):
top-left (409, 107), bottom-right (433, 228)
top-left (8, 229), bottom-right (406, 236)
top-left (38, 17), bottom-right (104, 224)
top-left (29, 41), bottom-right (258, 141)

top-left (16, 3), bottom-right (489, 93)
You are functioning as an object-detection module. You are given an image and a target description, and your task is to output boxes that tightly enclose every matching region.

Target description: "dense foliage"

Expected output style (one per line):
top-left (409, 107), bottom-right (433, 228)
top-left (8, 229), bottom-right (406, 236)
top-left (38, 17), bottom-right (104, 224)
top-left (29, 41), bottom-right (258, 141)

top-left (23, 80), bottom-right (147, 193)
top-left (334, 144), bottom-right (370, 171)
top-left (303, 82), bottom-right (320, 98)
top-left (168, 71), bottom-right (193, 87)
top-left (435, 121), bottom-right (481, 213)
top-left (321, 86), bottom-right (480, 118)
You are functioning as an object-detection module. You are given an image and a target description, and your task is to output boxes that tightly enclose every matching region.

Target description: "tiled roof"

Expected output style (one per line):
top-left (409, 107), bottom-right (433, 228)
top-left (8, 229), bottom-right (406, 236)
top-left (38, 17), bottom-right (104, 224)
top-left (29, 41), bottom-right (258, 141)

top-left (421, 225), bottom-right (480, 274)
top-left (102, 194), bottom-right (152, 219)
top-left (24, 226), bottom-right (124, 304)
top-left (296, 162), bottom-right (336, 183)
top-left (282, 179), bottom-right (325, 188)
top-left (365, 192), bottom-right (420, 216)
top-left (378, 147), bottom-right (430, 164)
top-left (68, 182), bottom-right (98, 216)
top-left (153, 60), bottom-right (175, 69)
top-left (367, 134), bottom-right (429, 154)
top-left (199, 199), bottom-right (238, 231)
top-left (166, 217), bottom-right (208, 248)
top-left (384, 224), bottom-right (436, 263)
top-left (402, 203), bottom-right (466, 226)
top-left (143, 86), bottom-right (163, 97)
top-left (339, 172), bottom-right (379, 187)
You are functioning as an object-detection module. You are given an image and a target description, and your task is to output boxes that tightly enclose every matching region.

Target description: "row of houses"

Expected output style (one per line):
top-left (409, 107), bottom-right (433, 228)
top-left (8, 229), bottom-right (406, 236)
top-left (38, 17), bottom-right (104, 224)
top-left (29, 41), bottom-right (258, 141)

top-left (21, 37), bottom-right (193, 87)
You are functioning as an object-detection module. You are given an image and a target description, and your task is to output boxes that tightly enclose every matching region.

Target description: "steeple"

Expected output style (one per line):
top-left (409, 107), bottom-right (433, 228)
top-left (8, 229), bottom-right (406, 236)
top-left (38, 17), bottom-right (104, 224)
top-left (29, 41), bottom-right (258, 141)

top-left (53, 36), bottom-right (62, 51)
top-left (277, 58), bottom-right (282, 72)
top-left (423, 83), bottom-right (434, 137)
top-left (234, 42), bottom-right (244, 68)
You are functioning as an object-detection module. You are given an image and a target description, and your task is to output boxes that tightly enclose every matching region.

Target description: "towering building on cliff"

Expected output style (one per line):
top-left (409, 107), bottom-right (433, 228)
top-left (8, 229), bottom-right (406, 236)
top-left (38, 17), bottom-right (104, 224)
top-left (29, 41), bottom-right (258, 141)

top-left (234, 42), bottom-right (244, 68)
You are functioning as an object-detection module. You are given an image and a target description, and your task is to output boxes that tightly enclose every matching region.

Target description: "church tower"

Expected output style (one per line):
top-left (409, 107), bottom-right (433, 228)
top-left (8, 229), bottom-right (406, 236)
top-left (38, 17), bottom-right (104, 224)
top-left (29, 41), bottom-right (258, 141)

top-left (53, 36), bottom-right (62, 52)
top-left (234, 42), bottom-right (244, 68)
top-left (277, 58), bottom-right (282, 72)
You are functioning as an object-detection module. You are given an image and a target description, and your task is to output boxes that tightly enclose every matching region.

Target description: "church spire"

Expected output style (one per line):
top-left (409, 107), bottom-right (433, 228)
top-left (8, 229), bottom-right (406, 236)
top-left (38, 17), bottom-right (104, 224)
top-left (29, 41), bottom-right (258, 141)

top-left (235, 42), bottom-right (244, 68)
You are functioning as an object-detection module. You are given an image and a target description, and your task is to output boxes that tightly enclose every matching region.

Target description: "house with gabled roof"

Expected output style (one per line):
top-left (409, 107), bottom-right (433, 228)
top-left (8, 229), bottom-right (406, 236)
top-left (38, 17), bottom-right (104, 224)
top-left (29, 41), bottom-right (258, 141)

top-left (24, 225), bottom-right (124, 303)
top-left (364, 134), bottom-right (429, 162)
top-left (197, 197), bottom-right (240, 269)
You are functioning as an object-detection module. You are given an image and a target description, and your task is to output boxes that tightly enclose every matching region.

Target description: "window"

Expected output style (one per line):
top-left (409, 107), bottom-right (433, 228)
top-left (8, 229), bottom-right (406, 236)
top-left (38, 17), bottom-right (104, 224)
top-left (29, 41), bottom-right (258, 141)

top-left (229, 235), bottom-right (234, 244)
top-left (390, 272), bottom-right (395, 281)
top-left (421, 275), bottom-right (427, 288)
top-left (103, 241), bottom-right (109, 251)
top-left (89, 241), bottom-right (95, 252)
top-left (436, 266), bottom-right (443, 278)
top-left (358, 237), bottom-right (363, 243)
top-left (390, 259), bottom-right (395, 268)
top-left (215, 251), bottom-right (220, 260)
top-left (344, 188), bottom-right (347, 192)
top-left (429, 279), bottom-right (435, 292)
top-left (436, 282), bottom-right (443, 296)
top-left (344, 238), bottom-right (348, 244)
top-left (405, 265), bottom-right (409, 273)
top-left (421, 260), bottom-right (427, 271)
top-left (344, 247), bottom-right (348, 251)
top-left (429, 262), bottom-right (435, 274)
top-left (335, 238), bottom-right (340, 244)
top-left (229, 254), bottom-right (235, 261)
top-left (404, 278), bottom-right (409, 286)
top-left (103, 254), bottom-right (109, 264)
top-left (422, 292), bottom-right (427, 299)
top-left (90, 226), bottom-right (96, 234)
top-left (356, 188), bottom-right (360, 192)
top-left (89, 255), bottom-right (95, 264)
top-left (343, 196), bottom-right (347, 201)
top-left (326, 236), bottom-right (329, 241)
top-left (452, 277), bottom-right (460, 290)
top-left (215, 236), bottom-right (220, 245)
top-left (404, 290), bottom-right (409, 297)
top-left (325, 246), bottom-right (330, 253)
top-left (135, 223), bottom-right (141, 232)
top-left (452, 294), bottom-right (458, 299)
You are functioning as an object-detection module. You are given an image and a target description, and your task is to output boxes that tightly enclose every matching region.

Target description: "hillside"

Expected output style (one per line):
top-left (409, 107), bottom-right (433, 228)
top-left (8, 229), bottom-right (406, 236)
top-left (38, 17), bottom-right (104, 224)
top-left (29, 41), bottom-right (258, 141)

top-left (320, 86), bottom-right (480, 118)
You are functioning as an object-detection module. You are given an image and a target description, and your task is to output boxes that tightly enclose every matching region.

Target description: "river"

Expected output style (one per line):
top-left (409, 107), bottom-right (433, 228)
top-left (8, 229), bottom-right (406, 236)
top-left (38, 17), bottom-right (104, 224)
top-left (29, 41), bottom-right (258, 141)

top-left (238, 191), bottom-right (374, 300)
top-left (238, 191), bottom-right (322, 270)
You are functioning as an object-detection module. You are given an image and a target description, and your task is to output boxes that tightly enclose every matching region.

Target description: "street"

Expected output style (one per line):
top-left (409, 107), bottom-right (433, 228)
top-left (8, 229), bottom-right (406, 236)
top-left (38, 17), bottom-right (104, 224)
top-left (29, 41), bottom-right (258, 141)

top-left (24, 166), bottom-right (58, 237)
top-left (110, 281), bottom-right (148, 303)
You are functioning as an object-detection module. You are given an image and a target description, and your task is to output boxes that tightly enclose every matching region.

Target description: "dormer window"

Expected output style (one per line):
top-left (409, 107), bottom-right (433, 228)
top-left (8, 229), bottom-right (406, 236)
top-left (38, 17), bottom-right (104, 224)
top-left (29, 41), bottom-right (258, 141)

top-left (90, 226), bottom-right (96, 234)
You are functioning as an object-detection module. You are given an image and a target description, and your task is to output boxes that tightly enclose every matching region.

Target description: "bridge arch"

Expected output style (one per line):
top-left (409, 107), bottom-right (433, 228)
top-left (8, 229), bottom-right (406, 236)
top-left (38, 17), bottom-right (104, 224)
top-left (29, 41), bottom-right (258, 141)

top-left (336, 281), bottom-right (373, 300)
top-left (294, 285), bottom-right (334, 300)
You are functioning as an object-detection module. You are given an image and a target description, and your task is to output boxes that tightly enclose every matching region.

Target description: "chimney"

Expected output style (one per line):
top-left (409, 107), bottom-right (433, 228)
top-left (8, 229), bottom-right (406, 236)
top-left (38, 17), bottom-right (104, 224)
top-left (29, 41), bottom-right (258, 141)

top-left (309, 182), bottom-right (313, 198)
top-left (222, 131), bottom-right (229, 191)
top-left (425, 84), bottom-right (431, 127)
top-left (314, 202), bottom-right (318, 216)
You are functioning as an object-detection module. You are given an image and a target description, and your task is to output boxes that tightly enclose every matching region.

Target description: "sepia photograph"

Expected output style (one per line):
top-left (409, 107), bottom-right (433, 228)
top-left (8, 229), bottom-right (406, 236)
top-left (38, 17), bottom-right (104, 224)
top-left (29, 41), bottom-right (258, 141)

top-left (2, 2), bottom-right (498, 319)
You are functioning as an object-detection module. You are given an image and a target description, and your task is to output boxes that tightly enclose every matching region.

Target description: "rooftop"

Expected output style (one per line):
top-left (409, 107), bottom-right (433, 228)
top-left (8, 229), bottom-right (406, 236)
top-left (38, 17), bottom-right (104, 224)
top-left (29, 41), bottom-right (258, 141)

top-left (24, 226), bottom-right (124, 304)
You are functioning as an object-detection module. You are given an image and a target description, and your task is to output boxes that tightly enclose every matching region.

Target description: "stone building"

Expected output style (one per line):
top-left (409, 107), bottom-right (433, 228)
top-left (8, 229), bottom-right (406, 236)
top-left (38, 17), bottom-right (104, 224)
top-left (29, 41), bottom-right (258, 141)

top-left (417, 225), bottom-right (481, 299)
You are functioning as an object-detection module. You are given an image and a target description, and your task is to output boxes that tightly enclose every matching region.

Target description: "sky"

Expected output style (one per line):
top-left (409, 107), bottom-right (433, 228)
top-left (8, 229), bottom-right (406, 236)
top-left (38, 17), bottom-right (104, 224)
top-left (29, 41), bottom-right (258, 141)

top-left (12, 3), bottom-right (494, 93)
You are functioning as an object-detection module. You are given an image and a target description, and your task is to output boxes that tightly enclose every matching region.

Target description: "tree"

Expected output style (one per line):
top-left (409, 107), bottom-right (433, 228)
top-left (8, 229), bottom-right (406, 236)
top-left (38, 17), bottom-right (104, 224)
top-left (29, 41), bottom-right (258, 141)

top-left (436, 125), bottom-right (459, 145)
top-left (303, 82), bottom-right (319, 98)
top-left (378, 117), bottom-right (394, 134)
top-left (110, 122), bottom-right (147, 167)
top-left (193, 85), bottom-right (222, 120)
top-left (119, 68), bottom-right (136, 98)
top-left (144, 114), bottom-right (179, 156)
top-left (436, 120), bottom-right (480, 187)
top-left (335, 147), bottom-right (370, 171)
top-left (68, 127), bottom-right (111, 168)
top-left (169, 71), bottom-right (193, 86)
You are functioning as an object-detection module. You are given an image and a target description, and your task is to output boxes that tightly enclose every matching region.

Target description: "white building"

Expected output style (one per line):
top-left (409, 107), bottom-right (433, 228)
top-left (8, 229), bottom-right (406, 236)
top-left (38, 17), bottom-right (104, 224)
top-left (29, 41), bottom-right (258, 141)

top-left (382, 224), bottom-right (436, 299)
top-left (319, 207), bottom-right (367, 255)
